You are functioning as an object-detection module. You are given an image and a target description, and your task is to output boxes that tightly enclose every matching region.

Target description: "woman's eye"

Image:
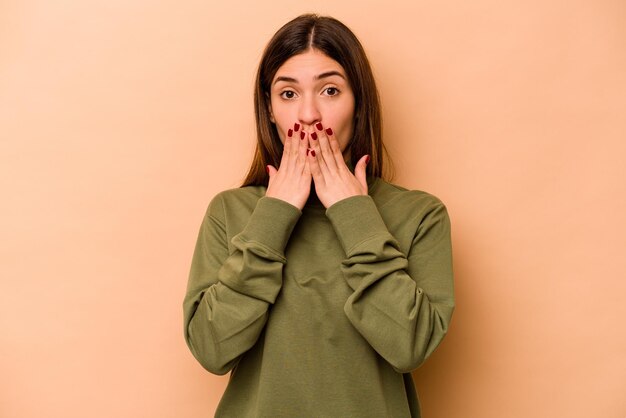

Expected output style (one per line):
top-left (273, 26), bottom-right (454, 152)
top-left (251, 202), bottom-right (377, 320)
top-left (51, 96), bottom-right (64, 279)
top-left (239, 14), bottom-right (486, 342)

top-left (280, 90), bottom-right (296, 99)
top-left (324, 87), bottom-right (339, 96)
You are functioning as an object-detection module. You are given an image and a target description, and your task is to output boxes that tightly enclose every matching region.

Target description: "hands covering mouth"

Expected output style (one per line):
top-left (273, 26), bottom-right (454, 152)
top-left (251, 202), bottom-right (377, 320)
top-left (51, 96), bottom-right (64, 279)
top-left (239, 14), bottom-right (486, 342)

top-left (266, 122), bottom-right (370, 210)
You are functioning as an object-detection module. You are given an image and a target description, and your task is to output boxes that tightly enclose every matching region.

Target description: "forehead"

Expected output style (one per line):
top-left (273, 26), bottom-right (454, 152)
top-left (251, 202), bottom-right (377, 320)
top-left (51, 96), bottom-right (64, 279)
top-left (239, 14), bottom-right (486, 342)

top-left (273, 49), bottom-right (346, 81)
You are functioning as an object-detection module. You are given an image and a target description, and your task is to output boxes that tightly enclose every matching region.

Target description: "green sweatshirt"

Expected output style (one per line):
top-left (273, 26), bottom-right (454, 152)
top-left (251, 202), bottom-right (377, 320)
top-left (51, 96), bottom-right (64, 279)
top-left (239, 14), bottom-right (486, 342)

top-left (183, 176), bottom-right (454, 418)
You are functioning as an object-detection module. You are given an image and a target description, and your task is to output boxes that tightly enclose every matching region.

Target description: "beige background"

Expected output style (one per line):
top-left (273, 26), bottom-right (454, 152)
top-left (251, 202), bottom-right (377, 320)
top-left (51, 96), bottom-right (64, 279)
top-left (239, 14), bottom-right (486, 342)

top-left (1, 1), bottom-right (625, 417)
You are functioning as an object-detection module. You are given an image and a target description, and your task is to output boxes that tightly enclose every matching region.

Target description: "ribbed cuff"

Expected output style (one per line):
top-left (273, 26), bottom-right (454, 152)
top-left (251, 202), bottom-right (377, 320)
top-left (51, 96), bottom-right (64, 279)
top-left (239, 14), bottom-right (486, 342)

top-left (325, 195), bottom-right (389, 254)
top-left (239, 196), bottom-right (302, 254)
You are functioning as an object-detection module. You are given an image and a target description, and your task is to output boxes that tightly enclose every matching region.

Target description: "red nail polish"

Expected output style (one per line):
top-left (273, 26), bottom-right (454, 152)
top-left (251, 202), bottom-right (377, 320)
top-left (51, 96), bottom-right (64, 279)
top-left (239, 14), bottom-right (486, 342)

top-left (311, 132), bottom-right (318, 140)
top-left (300, 131), bottom-right (305, 139)
top-left (315, 122), bottom-right (323, 130)
top-left (311, 150), bottom-right (316, 157)
top-left (288, 128), bottom-right (293, 137)
top-left (306, 148), bottom-right (310, 156)
top-left (294, 123), bottom-right (300, 132)
top-left (325, 127), bottom-right (333, 135)
top-left (365, 155), bottom-right (370, 164)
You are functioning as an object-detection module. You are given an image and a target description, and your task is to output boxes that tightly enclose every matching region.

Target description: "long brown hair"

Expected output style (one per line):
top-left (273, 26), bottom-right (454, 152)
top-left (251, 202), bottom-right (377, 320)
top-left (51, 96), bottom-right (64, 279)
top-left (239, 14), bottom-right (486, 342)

top-left (242, 14), bottom-right (391, 187)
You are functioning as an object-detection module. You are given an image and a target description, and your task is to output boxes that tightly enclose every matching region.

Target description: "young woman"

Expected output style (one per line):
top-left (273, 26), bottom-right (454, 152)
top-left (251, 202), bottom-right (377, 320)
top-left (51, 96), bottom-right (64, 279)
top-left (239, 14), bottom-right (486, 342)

top-left (183, 14), bottom-right (455, 418)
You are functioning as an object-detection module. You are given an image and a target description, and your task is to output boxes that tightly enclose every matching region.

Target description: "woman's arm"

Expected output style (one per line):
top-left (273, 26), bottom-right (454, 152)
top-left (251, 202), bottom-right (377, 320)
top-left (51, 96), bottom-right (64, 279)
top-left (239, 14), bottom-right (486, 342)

top-left (326, 193), bottom-right (454, 373)
top-left (182, 194), bottom-right (301, 375)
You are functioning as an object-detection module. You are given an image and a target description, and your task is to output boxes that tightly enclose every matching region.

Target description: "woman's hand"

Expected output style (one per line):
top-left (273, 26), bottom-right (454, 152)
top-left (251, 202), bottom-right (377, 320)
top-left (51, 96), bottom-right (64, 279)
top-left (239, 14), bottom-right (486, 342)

top-left (307, 123), bottom-right (370, 208)
top-left (265, 123), bottom-right (312, 210)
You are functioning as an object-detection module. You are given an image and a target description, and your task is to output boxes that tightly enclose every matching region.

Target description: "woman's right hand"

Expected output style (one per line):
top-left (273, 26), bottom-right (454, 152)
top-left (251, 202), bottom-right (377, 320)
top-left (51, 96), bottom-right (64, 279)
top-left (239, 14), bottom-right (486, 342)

top-left (265, 123), bottom-right (312, 210)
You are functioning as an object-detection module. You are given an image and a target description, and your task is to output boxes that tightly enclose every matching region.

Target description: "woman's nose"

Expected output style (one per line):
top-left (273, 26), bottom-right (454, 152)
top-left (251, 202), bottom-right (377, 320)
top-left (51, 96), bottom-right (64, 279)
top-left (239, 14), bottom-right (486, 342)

top-left (297, 96), bottom-right (321, 127)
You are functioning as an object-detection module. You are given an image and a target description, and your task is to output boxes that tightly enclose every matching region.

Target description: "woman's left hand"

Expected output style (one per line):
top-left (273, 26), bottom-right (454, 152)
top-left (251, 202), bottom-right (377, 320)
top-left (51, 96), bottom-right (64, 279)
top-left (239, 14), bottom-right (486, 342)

top-left (307, 123), bottom-right (370, 208)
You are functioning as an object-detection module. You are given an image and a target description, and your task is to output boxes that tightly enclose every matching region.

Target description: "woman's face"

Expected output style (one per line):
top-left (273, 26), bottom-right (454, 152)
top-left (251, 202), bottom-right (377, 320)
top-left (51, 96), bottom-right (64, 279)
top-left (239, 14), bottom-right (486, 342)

top-left (269, 49), bottom-right (355, 155)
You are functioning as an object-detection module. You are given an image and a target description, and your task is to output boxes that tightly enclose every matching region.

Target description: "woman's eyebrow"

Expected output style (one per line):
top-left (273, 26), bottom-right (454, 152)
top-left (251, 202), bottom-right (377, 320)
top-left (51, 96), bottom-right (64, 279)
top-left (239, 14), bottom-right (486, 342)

top-left (273, 71), bottom-right (346, 85)
top-left (315, 70), bottom-right (345, 81)
top-left (273, 76), bottom-right (298, 85)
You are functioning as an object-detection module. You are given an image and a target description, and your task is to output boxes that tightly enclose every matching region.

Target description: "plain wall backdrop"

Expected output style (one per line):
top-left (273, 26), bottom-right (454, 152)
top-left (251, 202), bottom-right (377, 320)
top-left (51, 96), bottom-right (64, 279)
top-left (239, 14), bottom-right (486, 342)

top-left (1, 1), bottom-right (625, 417)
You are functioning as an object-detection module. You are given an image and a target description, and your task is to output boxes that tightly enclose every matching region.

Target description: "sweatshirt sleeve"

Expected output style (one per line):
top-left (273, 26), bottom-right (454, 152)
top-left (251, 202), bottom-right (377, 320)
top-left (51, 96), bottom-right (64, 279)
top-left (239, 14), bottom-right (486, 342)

top-left (182, 194), bottom-right (301, 375)
top-left (325, 194), bottom-right (454, 373)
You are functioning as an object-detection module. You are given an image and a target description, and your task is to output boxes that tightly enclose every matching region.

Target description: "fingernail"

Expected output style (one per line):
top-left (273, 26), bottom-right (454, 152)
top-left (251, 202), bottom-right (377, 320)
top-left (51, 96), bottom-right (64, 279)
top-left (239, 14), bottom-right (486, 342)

top-left (288, 128), bottom-right (293, 137)
top-left (294, 123), bottom-right (300, 132)
top-left (300, 131), bottom-right (305, 139)
top-left (325, 127), bottom-right (333, 135)
top-left (315, 122), bottom-right (323, 130)
top-left (311, 150), bottom-right (316, 157)
top-left (311, 132), bottom-right (318, 140)
top-left (306, 148), bottom-right (310, 156)
top-left (365, 155), bottom-right (370, 164)
top-left (265, 165), bottom-right (270, 174)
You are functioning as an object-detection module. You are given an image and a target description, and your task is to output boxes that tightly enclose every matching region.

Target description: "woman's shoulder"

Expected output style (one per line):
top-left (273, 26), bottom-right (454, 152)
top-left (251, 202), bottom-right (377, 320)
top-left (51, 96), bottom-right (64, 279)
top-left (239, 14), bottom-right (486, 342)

top-left (370, 177), bottom-right (447, 212)
top-left (212, 184), bottom-right (266, 203)
top-left (369, 177), bottom-right (450, 229)
top-left (204, 184), bottom-right (267, 221)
